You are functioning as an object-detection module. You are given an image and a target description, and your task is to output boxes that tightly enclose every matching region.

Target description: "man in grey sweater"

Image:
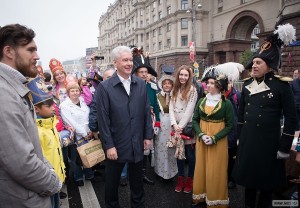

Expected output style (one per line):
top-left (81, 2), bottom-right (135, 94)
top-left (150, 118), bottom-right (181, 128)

top-left (0, 24), bottom-right (61, 208)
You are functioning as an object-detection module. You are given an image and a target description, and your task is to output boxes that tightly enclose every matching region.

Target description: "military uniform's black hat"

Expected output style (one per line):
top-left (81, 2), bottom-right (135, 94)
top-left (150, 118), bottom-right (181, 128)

top-left (246, 23), bottom-right (296, 70)
top-left (201, 65), bottom-right (229, 92)
top-left (132, 55), bottom-right (157, 77)
top-left (130, 46), bottom-right (157, 77)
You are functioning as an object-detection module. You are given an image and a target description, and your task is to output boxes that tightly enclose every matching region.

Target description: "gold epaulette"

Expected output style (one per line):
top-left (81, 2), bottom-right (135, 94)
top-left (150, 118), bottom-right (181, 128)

top-left (243, 77), bottom-right (252, 81)
top-left (274, 75), bottom-right (293, 82)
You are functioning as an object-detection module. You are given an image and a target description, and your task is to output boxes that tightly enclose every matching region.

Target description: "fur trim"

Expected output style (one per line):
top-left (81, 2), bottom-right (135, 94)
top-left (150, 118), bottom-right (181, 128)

top-left (193, 193), bottom-right (206, 200)
top-left (206, 198), bottom-right (229, 206)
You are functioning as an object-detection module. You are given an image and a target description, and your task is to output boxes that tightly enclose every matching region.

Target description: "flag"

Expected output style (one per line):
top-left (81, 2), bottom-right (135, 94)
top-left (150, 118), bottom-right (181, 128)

top-left (189, 42), bottom-right (195, 63)
top-left (288, 52), bottom-right (292, 64)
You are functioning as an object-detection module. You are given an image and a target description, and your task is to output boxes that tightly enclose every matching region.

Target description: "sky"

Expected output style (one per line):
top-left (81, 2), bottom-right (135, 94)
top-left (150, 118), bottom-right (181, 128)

top-left (0, 0), bottom-right (116, 69)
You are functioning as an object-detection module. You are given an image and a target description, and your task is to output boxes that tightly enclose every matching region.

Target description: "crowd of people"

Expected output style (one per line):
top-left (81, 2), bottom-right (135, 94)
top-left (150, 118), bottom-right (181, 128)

top-left (0, 22), bottom-right (298, 208)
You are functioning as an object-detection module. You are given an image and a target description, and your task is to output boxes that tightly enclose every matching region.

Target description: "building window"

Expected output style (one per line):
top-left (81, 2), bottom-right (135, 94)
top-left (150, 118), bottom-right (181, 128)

top-left (181, 0), bottom-right (188, 10)
top-left (141, 34), bottom-right (144, 42)
top-left (146, 45), bottom-right (149, 51)
top-left (158, 0), bottom-right (162, 5)
top-left (158, 26), bottom-right (162, 35)
top-left (153, 29), bottom-right (156, 37)
top-left (158, 42), bottom-right (162, 50)
top-left (140, 20), bottom-right (143, 27)
top-left (153, 15), bottom-right (156, 21)
top-left (181, 36), bottom-right (188, 46)
top-left (167, 23), bottom-right (171, 31)
top-left (167, 6), bottom-right (171, 15)
top-left (218, 7), bottom-right (223, 13)
top-left (146, 19), bottom-right (149, 25)
top-left (167, 39), bottom-right (171, 48)
top-left (153, 43), bottom-right (156, 51)
top-left (241, 0), bottom-right (251, 3)
top-left (251, 41), bottom-right (256, 50)
top-left (181, 18), bottom-right (188, 29)
top-left (140, 9), bottom-right (144, 16)
top-left (146, 32), bottom-right (149, 40)
top-left (159, 11), bottom-right (162, 19)
top-left (252, 25), bottom-right (260, 36)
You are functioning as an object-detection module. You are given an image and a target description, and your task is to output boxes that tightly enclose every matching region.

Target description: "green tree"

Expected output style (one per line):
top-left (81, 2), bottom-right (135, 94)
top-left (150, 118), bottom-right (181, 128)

top-left (240, 49), bottom-right (254, 67)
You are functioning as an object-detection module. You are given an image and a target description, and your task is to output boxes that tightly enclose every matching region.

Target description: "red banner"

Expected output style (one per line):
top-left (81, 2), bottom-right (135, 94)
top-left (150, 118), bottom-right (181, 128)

top-left (189, 41), bottom-right (195, 62)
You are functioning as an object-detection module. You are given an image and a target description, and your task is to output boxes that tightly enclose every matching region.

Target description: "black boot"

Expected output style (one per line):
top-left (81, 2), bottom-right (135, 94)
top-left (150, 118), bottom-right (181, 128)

top-left (245, 188), bottom-right (256, 208)
top-left (142, 168), bottom-right (154, 185)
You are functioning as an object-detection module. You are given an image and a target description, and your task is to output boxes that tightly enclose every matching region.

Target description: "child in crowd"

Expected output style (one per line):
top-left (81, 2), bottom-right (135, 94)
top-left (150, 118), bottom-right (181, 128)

top-left (27, 76), bottom-right (65, 208)
top-left (78, 77), bottom-right (93, 106)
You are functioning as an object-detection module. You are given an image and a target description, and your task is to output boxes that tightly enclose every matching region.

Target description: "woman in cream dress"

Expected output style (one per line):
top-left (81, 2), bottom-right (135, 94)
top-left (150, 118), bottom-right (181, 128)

top-left (154, 74), bottom-right (178, 180)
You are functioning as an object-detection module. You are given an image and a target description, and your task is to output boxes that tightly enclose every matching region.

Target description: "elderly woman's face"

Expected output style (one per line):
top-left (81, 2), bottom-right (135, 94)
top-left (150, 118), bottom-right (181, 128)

top-left (68, 87), bottom-right (81, 101)
top-left (162, 79), bottom-right (173, 92)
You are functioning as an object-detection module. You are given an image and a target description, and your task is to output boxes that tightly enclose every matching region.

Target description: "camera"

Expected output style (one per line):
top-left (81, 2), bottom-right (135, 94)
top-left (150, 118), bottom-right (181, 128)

top-left (94, 56), bottom-right (104, 60)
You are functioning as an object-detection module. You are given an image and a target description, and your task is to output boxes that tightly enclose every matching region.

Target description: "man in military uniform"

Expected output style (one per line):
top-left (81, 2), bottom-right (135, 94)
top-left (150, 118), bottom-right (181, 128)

top-left (233, 24), bottom-right (297, 208)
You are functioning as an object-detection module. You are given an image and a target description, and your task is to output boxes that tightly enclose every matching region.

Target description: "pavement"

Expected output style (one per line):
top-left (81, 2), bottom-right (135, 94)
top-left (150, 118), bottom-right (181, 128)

top-left (61, 162), bottom-right (297, 208)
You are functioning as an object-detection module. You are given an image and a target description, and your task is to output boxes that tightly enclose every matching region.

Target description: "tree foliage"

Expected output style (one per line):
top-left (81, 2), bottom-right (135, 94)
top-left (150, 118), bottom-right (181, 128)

top-left (240, 49), bottom-right (254, 67)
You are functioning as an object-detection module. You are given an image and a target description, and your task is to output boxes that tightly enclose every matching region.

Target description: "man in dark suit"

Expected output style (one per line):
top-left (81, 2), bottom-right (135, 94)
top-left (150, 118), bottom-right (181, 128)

top-left (96, 45), bottom-right (153, 208)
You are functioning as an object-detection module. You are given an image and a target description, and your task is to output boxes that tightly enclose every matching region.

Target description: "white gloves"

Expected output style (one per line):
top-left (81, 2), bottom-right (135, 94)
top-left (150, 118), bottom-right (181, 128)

top-left (201, 135), bottom-right (209, 142)
top-left (277, 151), bottom-right (290, 159)
top-left (201, 135), bottom-right (213, 145)
top-left (154, 127), bottom-right (160, 135)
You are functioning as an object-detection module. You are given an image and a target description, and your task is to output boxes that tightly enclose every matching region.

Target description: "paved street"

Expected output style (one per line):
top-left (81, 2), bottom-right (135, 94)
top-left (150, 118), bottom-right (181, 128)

top-left (59, 162), bottom-right (298, 208)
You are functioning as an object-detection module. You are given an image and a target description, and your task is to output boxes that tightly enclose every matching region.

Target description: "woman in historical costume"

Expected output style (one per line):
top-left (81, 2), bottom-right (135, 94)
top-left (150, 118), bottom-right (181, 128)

top-left (192, 66), bottom-right (234, 207)
top-left (154, 68), bottom-right (178, 180)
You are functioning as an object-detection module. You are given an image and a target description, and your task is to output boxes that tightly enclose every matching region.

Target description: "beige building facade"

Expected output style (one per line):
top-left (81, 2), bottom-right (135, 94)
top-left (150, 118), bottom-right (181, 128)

top-left (97, 0), bottom-right (300, 77)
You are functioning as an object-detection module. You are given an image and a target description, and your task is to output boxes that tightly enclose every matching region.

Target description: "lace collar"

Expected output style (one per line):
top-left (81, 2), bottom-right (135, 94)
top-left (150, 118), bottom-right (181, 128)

top-left (206, 93), bottom-right (221, 101)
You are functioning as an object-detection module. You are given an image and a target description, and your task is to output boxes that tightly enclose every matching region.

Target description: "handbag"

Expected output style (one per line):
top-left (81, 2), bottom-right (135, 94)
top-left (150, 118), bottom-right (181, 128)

top-left (77, 139), bottom-right (106, 168)
top-left (182, 122), bottom-right (194, 138)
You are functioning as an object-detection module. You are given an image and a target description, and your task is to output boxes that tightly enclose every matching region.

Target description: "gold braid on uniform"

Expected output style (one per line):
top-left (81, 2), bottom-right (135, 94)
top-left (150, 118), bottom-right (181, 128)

top-left (282, 132), bottom-right (295, 137)
top-left (199, 98), bottom-right (223, 116)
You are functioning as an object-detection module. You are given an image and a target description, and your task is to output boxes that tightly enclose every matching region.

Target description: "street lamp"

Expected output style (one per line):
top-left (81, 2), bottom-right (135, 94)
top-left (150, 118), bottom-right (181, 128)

top-left (187, 1), bottom-right (202, 60)
top-left (187, 1), bottom-right (202, 78)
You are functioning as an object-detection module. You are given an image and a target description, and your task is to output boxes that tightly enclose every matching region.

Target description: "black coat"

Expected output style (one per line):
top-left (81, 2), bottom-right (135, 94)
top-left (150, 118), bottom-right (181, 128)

top-left (88, 90), bottom-right (98, 132)
top-left (233, 72), bottom-right (297, 189)
top-left (96, 72), bottom-right (153, 163)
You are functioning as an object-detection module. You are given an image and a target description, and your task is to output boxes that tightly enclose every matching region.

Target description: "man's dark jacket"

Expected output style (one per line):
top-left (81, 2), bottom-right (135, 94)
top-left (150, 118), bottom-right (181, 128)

top-left (96, 72), bottom-right (153, 163)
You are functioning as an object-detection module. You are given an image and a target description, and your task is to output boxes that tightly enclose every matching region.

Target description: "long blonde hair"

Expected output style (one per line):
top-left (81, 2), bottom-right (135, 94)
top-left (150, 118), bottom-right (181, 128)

top-left (172, 65), bottom-right (193, 102)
